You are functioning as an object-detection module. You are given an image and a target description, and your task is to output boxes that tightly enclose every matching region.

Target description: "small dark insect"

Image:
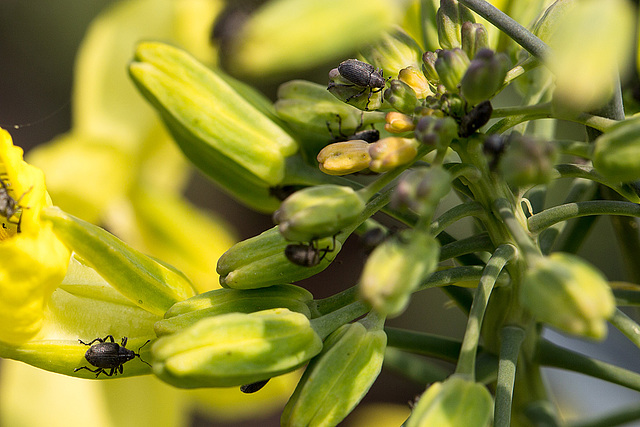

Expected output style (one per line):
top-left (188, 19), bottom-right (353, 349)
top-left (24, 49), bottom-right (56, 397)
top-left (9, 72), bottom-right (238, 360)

top-left (240, 379), bottom-right (270, 393)
top-left (335, 59), bottom-right (387, 110)
top-left (0, 178), bottom-right (30, 232)
top-left (458, 100), bottom-right (493, 137)
top-left (285, 236), bottom-right (336, 268)
top-left (326, 114), bottom-right (380, 144)
top-left (74, 335), bottom-right (151, 378)
top-left (483, 134), bottom-right (507, 170)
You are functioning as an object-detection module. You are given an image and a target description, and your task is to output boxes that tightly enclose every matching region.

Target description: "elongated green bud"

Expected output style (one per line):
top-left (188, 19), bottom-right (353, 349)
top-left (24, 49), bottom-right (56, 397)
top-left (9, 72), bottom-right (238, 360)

top-left (281, 314), bottom-right (387, 426)
top-left (217, 226), bottom-right (345, 289)
top-left (461, 22), bottom-right (489, 60)
top-left (384, 80), bottom-right (419, 114)
top-left (359, 30), bottom-right (424, 80)
top-left (152, 308), bottom-right (323, 388)
top-left (435, 48), bottom-right (470, 93)
top-left (593, 115), bottom-right (640, 182)
top-left (459, 49), bottom-right (509, 106)
top-left (520, 253), bottom-right (615, 340)
top-left (405, 375), bottom-right (493, 427)
top-left (42, 207), bottom-right (195, 316)
top-left (437, 0), bottom-right (476, 50)
top-left (391, 166), bottom-right (452, 217)
top-left (129, 42), bottom-right (297, 212)
top-left (155, 284), bottom-right (318, 336)
top-left (422, 51), bottom-right (440, 84)
top-left (498, 134), bottom-right (557, 188)
top-left (274, 185), bottom-right (365, 242)
top-left (360, 230), bottom-right (440, 317)
top-left (415, 116), bottom-right (458, 151)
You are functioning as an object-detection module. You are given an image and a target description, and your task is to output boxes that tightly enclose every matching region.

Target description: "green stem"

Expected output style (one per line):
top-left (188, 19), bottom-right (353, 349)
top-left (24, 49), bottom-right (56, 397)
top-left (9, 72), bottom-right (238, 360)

top-left (491, 103), bottom-right (552, 119)
top-left (314, 286), bottom-right (358, 315)
top-left (528, 200), bottom-right (640, 234)
top-left (439, 232), bottom-right (494, 262)
top-left (609, 308), bottom-right (640, 350)
top-left (488, 111), bottom-right (618, 134)
top-left (457, 0), bottom-right (550, 59)
top-left (455, 244), bottom-right (517, 379)
top-left (567, 403), bottom-right (640, 427)
top-left (614, 289), bottom-right (640, 306)
top-left (553, 164), bottom-right (640, 203)
top-left (383, 347), bottom-right (451, 384)
top-left (385, 327), bottom-right (463, 363)
top-left (429, 201), bottom-right (487, 236)
top-left (494, 326), bottom-right (526, 427)
top-left (538, 339), bottom-right (640, 393)
top-left (493, 198), bottom-right (540, 261)
top-left (418, 265), bottom-right (510, 292)
top-left (310, 300), bottom-right (369, 340)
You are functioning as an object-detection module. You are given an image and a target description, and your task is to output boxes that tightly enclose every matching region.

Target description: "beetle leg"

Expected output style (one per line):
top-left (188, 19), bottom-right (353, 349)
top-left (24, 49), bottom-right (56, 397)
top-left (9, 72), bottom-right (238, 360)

top-left (74, 365), bottom-right (106, 377)
top-left (102, 334), bottom-right (115, 343)
top-left (120, 336), bottom-right (128, 347)
top-left (79, 337), bottom-right (104, 346)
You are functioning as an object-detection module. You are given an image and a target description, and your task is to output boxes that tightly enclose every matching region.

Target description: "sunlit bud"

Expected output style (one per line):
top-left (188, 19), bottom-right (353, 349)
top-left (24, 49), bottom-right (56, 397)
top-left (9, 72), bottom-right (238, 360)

top-left (391, 166), bottom-right (452, 216)
top-left (437, 0), bottom-right (476, 50)
top-left (360, 230), bottom-right (440, 317)
top-left (498, 134), bottom-right (557, 188)
top-left (359, 29), bottom-right (424, 80)
top-left (593, 115), bottom-right (640, 182)
top-left (217, 226), bottom-right (344, 289)
top-left (415, 115), bottom-right (458, 151)
top-left (282, 315), bottom-right (386, 426)
top-left (152, 308), bottom-right (323, 388)
top-left (155, 284), bottom-right (318, 336)
top-left (520, 253), bottom-right (615, 340)
top-left (384, 80), bottom-right (419, 114)
top-left (385, 112), bottom-right (416, 134)
top-left (422, 51), bottom-right (440, 84)
top-left (405, 375), bottom-right (493, 427)
top-left (461, 22), bottom-right (489, 60)
top-left (399, 66), bottom-right (433, 99)
top-left (317, 141), bottom-right (372, 175)
top-left (275, 185), bottom-right (365, 242)
top-left (327, 67), bottom-right (384, 111)
top-left (368, 137), bottom-right (419, 173)
top-left (460, 49), bottom-right (509, 106)
top-left (435, 48), bottom-right (470, 93)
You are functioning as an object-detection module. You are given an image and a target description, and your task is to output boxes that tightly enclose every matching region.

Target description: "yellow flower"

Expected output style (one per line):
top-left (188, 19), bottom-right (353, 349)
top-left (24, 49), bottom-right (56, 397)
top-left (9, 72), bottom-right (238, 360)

top-left (0, 128), bottom-right (71, 344)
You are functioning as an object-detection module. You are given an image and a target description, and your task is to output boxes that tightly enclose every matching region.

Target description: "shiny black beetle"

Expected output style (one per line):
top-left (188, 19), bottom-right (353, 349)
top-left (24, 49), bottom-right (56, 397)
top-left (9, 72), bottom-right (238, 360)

top-left (285, 236), bottom-right (336, 268)
top-left (335, 59), bottom-right (387, 109)
top-left (74, 335), bottom-right (151, 377)
top-left (0, 177), bottom-right (29, 231)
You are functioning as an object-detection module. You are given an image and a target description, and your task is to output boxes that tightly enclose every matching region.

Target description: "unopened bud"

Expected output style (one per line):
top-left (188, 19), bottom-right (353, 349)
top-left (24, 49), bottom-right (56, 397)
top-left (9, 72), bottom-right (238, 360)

top-left (368, 137), bottom-right (419, 173)
top-left (422, 51), bottom-right (440, 84)
top-left (359, 29), bottom-right (424, 80)
top-left (498, 134), bottom-right (557, 188)
top-left (391, 166), bottom-right (452, 216)
top-left (435, 48), bottom-right (470, 93)
top-left (317, 141), bottom-right (372, 175)
top-left (360, 230), bottom-right (440, 316)
top-left (384, 80), bottom-right (419, 114)
top-left (460, 49), bottom-right (510, 106)
top-left (275, 185), bottom-right (365, 242)
top-left (405, 375), bottom-right (493, 427)
top-left (593, 115), bottom-right (640, 182)
top-left (461, 22), bottom-right (489, 60)
top-left (398, 66), bottom-right (433, 99)
top-left (437, 0), bottom-right (476, 49)
top-left (520, 253), bottom-right (615, 340)
top-left (415, 115), bottom-right (458, 151)
top-left (385, 112), bottom-right (416, 134)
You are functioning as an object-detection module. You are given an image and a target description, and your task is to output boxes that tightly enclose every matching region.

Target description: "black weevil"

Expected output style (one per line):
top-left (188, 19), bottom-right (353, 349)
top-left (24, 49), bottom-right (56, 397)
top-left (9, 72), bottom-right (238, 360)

top-left (334, 59), bottom-right (387, 109)
top-left (284, 236), bottom-right (336, 268)
top-left (74, 335), bottom-right (151, 378)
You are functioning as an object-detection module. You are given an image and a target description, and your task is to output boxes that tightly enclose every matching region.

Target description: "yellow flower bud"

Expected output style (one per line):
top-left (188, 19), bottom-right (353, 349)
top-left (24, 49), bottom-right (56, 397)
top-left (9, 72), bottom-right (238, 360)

top-left (317, 141), bottom-right (372, 175)
top-left (398, 66), bottom-right (433, 99)
top-left (369, 137), bottom-right (419, 173)
top-left (385, 112), bottom-right (416, 133)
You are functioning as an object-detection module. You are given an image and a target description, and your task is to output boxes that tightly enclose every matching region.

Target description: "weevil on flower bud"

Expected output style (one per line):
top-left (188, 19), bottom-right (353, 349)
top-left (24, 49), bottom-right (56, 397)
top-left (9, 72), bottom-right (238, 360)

top-left (74, 335), bottom-right (151, 378)
top-left (285, 236), bottom-right (336, 268)
top-left (0, 177), bottom-right (30, 232)
top-left (328, 59), bottom-right (387, 110)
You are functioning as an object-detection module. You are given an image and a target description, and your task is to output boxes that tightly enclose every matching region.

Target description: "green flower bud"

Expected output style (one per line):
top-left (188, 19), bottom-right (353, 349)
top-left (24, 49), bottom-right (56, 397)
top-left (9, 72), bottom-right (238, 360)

top-left (391, 166), bottom-right (452, 216)
top-left (274, 80), bottom-right (385, 155)
top-left (152, 308), bottom-right (323, 388)
top-left (459, 49), bottom-right (510, 106)
top-left (498, 134), bottom-right (557, 188)
top-left (593, 115), bottom-right (640, 182)
top-left (217, 226), bottom-right (345, 289)
top-left (399, 66), bottom-right (433, 99)
top-left (129, 42), bottom-right (296, 213)
top-left (422, 51), bottom-right (440, 84)
top-left (155, 284), bottom-right (318, 336)
top-left (405, 375), bottom-right (493, 427)
top-left (385, 112), bottom-right (416, 134)
top-left (327, 67), bottom-right (385, 111)
top-left (42, 207), bottom-right (195, 316)
top-left (437, 0), bottom-right (476, 50)
top-left (415, 115), bottom-right (458, 151)
top-left (368, 137), bottom-right (419, 173)
top-left (359, 30), bottom-right (424, 81)
top-left (461, 22), bottom-right (489, 60)
top-left (282, 315), bottom-right (387, 426)
top-left (435, 48), bottom-right (470, 93)
top-left (225, 0), bottom-right (404, 77)
top-left (360, 230), bottom-right (440, 317)
top-left (274, 185), bottom-right (365, 242)
top-left (317, 141), bottom-right (372, 176)
top-left (520, 253), bottom-right (615, 340)
top-left (384, 80), bottom-right (419, 114)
